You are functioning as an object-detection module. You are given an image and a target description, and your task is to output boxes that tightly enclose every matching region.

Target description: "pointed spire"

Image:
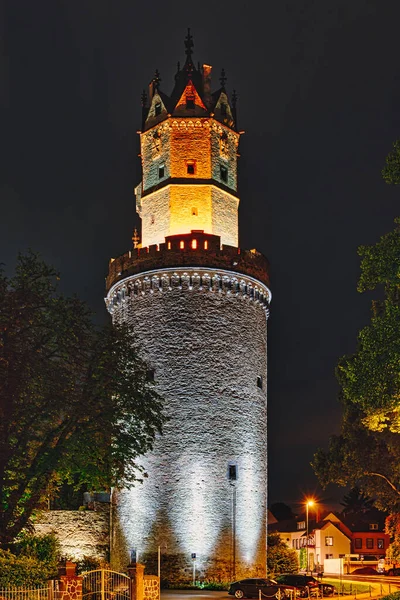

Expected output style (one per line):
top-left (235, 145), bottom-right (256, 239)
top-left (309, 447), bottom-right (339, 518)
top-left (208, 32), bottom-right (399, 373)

top-left (184, 28), bottom-right (194, 61)
top-left (220, 68), bottom-right (227, 89)
top-left (232, 89), bottom-right (237, 107)
top-left (153, 69), bottom-right (161, 90)
top-left (232, 89), bottom-right (238, 130)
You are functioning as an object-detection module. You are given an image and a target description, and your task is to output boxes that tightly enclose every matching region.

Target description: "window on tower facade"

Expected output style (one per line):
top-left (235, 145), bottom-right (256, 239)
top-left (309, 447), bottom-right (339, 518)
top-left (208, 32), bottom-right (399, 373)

top-left (220, 165), bottom-right (228, 183)
top-left (159, 164), bottom-right (165, 178)
top-left (187, 161), bottom-right (196, 175)
top-left (228, 464), bottom-right (237, 481)
top-left (257, 376), bottom-right (263, 389)
top-left (155, 102), bottom-right (161, 116)
top-left (186, 97), bottom-right (195, 110)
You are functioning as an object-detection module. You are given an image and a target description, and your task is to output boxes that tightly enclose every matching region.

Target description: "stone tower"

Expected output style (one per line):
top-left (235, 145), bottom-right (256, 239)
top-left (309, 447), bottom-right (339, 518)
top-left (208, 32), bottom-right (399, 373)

top-left (106, 31), bottom-right (271, 582)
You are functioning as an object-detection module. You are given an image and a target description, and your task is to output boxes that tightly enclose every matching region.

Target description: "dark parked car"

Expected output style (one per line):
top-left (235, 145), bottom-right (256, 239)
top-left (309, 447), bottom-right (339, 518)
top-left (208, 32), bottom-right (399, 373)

top-left (228, 578), bottom-right (288, 599)
top-left (274, 574), bottom-right (334, 597)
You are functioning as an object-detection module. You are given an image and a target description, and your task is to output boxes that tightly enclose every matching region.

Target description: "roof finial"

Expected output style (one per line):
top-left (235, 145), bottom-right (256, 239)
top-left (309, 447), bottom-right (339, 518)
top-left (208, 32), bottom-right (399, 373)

top-left (153, 69), bottom-right (161, 90)
top-left (132, 228), bottom-right (140, 249)
top-left (232, 89), bottom-right (237, 107)
top-left (220, 68), bottom-right (227, 88)
top-left (184, 28), bottom-right (194, 60)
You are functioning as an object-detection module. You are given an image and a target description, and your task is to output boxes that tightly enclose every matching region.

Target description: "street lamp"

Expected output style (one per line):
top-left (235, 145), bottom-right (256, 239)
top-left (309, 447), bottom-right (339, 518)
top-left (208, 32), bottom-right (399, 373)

top-left (306, 500), bottom-right (314, 575)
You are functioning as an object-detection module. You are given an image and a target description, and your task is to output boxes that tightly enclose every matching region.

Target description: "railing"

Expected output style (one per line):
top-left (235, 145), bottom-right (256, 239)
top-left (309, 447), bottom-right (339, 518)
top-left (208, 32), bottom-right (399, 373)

top-left (0, 584), bottom-right (55, 600)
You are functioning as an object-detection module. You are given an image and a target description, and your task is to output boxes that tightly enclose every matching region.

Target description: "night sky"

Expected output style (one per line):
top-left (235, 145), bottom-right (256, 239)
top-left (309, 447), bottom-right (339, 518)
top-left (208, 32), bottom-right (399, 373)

top-left (2, 0), bottom-right (400, 511)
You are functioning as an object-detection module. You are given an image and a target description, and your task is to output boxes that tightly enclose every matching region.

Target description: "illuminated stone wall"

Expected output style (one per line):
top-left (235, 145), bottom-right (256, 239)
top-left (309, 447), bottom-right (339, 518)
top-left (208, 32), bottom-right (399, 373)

top-left (138, 119), bottom-right (239, 248)
top-left (34, 507), bottom-right (110, 561)
top-left (108, 268), bottom-right (269, 582)
top-left (140, 184), bottom-right (238, 248)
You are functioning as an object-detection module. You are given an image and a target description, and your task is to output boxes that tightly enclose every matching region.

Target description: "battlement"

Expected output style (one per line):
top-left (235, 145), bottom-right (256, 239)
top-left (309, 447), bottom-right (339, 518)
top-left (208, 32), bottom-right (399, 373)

top-left (106, 231), bottom-right (269, 292)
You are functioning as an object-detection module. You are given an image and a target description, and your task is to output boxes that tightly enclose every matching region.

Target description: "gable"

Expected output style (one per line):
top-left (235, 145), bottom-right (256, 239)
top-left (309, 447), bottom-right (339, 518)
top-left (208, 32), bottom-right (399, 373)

top-left (145, 93), bottom-right (168, 129)
top-left (173, 81), bottom-right (208, 115)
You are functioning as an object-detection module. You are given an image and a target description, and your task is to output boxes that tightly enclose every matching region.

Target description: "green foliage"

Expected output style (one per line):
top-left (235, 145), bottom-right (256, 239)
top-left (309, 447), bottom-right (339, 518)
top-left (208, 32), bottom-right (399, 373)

top-left (199, 582), bottom-right (229, 590)
top-left (16, 532), bottom-right (59, 567)
top-left (75, 555), bottom-right (103, 574)
top-left (313, 217), bottom-right (400, 512)
top-left (382, 140), bottom-right (400, 185)
top-left (0, 549), bottom-right (56, 586)
top-left (0, 251), bottom-right (167, 544)
top-left (267, 533), bottom-right (298, 576)
top-left (378, 594), bottom-right (400, 600)
top-left (340, 487), bottom-right (374, 515)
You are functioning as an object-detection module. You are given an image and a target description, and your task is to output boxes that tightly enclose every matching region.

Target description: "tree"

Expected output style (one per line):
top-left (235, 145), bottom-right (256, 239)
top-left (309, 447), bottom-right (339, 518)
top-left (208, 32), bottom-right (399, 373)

top-left (382, 140), bottom-right (400, 185)
top-left (267, 533), bottom-right (298, 576)
top-left (0, 252), bottom-right (167, 544)
top-left (340, 487), bottom-right (375, 516)
top-left (312, 219), bottom-right (400, 511)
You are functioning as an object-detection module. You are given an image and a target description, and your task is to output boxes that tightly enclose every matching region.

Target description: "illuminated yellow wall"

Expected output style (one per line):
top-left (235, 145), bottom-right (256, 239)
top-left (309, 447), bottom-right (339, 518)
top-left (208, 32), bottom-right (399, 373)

top-left (139, 118), bottom-right (240, 248)
top-left (140, 184), bottom-right (238, 248)
top-left (170, 125), bottom-right (211, 178)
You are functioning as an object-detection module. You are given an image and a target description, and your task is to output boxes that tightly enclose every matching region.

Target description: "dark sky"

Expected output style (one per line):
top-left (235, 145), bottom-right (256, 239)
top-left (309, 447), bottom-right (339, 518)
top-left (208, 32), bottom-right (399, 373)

top-left (1, 0), bottom-right (400, 511)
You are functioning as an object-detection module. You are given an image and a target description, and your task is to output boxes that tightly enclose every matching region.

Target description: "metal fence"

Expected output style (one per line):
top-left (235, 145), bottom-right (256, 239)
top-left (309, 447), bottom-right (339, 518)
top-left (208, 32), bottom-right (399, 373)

top-left (0, 584), bottom-right (55, 600)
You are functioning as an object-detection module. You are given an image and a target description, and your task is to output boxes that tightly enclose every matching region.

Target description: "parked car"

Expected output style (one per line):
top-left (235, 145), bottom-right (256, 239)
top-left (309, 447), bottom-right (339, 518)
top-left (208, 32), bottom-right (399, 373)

top-left (228, 578), bottom-right (289, 599)
top-left (274, 574), bottom-right (334, 597)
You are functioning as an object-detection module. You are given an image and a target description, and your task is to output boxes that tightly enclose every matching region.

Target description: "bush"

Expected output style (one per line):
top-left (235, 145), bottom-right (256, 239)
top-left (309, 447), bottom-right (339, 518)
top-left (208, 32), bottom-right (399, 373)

top-left (380, 594), bottom-right (400, 600)
top-left (0, 549), bottom-right (55, 586)
top-left (16, 532), bottom-right (60, 566)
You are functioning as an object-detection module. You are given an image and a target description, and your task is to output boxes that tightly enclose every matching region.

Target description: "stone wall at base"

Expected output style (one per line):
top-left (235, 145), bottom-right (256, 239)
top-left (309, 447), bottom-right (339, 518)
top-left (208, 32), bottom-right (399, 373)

top-left (34, 505), bottom-right (110, 561)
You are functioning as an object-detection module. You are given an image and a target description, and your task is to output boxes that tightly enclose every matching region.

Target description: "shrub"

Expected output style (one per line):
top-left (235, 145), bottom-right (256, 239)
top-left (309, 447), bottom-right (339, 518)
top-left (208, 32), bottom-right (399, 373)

top-left (0, 549), bottom-right (55, 586)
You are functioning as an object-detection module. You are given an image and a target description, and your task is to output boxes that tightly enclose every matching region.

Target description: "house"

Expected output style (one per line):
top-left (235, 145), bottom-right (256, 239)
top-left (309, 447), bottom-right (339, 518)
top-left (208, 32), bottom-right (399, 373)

top-left (269, 513), bottom-right (351, 571)
top-left (342, 509), bottom-right (390, 558)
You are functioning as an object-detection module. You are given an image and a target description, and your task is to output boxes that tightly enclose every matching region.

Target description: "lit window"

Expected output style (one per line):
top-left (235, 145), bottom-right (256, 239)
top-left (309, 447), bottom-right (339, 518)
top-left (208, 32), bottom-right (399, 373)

top-left (325, 554), bottom-right (333, 560)
top-left (325, 537), bottom-right (334, 546)
top-left (220, 165), bottom-right (228, 182)
top-left (180, 241), bottom-right (184, 249)
top-left (366, 538), bottom-right (374, 549)
top-left (204, 240), bottom-right (208, 250)
top-left (369, 523), bottom-right (378, 530)
top-left (228, 464), bottom-right (237, 481)
top-left (159, 164), bottom-right (165, 178)
top-left (257, 376), bottom-right (263, 389)
top-left (186, 97), bottom-right (195, 109)
top-left (167, 241), bottom-right (171, 250)
top-left (297, 521), bottom-right (305, 530)
top-left (355, 538), bottom-right (362, 549)
top-left (378, 539), bottom-right (384, 549)
top-left (191, 239), bottom-right (197, 249)
top-left (187, 162), bottom-right (195, 175)
top-left (192, 207), bottom-right (198, 216)
top-left (155, 102), bottom-right (161, 116)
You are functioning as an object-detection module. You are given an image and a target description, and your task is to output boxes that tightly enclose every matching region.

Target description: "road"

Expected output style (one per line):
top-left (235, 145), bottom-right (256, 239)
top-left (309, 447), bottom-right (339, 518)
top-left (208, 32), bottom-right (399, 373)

top-left (161, 592), bottom-right (228, 600)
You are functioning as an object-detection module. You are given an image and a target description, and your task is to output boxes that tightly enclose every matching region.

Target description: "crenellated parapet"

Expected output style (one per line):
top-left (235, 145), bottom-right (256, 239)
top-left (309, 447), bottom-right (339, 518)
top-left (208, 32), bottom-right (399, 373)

top-left (106, 231), bottom-right (269, 293)
top-left (106, 267), bottom-right (271, 317)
